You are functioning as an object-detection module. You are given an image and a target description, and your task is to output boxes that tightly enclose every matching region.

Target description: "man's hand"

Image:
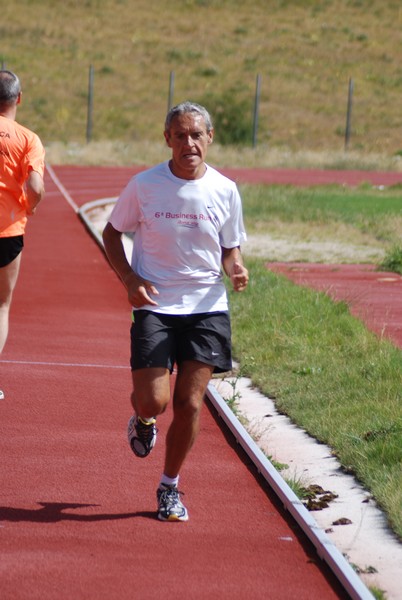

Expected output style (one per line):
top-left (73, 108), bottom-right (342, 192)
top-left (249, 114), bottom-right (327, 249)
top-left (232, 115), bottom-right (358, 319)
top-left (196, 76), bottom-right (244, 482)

top-left (124, 272), bottom-right (159, 307)
top-left (103, 222), bottom-right (159, 307)
top-left (230, 261), bottom-right (249, 292)
top-left (222, 247), bottom-right (249, 292)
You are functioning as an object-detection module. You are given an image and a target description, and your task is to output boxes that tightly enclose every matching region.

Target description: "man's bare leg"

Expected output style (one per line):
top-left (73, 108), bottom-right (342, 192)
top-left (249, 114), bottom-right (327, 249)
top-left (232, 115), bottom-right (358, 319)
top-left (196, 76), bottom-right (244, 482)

top-left (164, 360), bottom-right (214, 478)
top-left (128, 367), bottom-right (170, 458)
top-left (155, 361), bottom-right (213, 521)
top-left (0, 253), bottom-right (21, 353)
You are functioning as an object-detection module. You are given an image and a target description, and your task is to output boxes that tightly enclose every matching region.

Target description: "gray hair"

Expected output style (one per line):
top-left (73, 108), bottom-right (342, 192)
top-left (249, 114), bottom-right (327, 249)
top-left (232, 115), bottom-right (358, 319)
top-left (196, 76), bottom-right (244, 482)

top-left (0, 70), bottom-right (21, 107)
top-left (165, 101), bottom-right (213, 133)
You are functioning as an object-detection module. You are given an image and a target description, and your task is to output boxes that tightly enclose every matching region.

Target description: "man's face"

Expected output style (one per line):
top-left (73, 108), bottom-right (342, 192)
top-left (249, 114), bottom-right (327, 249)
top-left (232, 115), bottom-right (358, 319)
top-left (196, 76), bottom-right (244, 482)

top-left (164, 112), bottom-right (213, 180)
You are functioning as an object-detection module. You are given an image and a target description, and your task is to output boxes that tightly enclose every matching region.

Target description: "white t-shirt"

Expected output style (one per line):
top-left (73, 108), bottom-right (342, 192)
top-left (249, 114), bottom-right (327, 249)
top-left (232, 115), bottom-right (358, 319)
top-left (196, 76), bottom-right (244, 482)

top-left (109, 161), bottom-right (247, 314)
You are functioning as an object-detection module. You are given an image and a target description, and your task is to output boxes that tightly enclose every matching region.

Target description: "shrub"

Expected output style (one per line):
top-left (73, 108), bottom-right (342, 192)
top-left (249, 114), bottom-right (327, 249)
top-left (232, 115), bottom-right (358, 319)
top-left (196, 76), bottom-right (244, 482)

top-left (198, 90), bottom-right (253, 146)
top-left (378, 245), bottom-right (402, 275)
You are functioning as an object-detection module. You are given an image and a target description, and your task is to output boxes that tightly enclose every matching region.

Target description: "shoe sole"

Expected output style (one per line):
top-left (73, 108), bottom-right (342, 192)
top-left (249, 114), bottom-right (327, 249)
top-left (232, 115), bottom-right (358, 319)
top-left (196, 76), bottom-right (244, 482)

top-left (127, 416), bottom-right (157, 458)
top-left (130, 437), bottom-right (153, 458)
top-left (157, 512), bottom-right (189, 522)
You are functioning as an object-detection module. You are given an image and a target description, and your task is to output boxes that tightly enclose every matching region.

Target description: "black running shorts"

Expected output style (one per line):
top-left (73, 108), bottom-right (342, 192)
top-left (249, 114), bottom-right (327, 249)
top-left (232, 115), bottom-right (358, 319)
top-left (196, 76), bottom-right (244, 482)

top-left (130, 310), bottom-right (232, 374)
top-left (0, 235), bottom-right (24, 268)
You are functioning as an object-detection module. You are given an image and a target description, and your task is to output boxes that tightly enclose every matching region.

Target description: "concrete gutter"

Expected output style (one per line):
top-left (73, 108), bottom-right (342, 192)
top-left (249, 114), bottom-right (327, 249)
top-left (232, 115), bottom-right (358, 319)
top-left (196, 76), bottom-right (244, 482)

top-left (206, 382), bottom-right (374, 600)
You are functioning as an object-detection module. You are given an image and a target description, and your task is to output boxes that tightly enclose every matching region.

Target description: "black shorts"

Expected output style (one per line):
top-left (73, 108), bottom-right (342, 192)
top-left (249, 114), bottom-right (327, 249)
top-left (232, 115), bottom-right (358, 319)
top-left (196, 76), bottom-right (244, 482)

top-left (0, 235), bottom-right (24, 268)
top-left (130, 310), bottom-right (232, 374)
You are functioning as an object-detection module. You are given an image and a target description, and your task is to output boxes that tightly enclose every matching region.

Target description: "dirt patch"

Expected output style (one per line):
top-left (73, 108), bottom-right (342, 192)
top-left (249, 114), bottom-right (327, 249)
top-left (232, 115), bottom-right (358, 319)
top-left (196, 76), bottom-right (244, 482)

top-left (243, 233), bottom-right (384, 263)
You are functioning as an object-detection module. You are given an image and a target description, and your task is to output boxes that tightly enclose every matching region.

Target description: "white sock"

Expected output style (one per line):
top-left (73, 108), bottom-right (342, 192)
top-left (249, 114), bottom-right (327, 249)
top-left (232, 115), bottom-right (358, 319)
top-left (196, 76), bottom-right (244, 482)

top-left (137, 415), bottom-right (155, 424)
top-left (159, 474), bottom-right (179, 488)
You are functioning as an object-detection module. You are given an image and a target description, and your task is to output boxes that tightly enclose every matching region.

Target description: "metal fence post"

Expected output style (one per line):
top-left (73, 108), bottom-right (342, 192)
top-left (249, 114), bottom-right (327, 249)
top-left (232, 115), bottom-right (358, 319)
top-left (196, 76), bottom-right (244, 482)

top-left (345, 77), bottom-right (354, 151)
top-left (252, 73), bottom-right (261, 148)
top-left (86, 64), bottom-right (94, 144)
top-left (167, 71), bottom-right (175, 113)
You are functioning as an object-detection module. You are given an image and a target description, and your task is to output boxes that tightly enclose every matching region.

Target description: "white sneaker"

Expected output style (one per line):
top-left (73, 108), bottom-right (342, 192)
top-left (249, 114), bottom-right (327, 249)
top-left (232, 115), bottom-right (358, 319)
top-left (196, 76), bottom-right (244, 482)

top-left (157, 485), bottom-right (189, 522)
top-left (127, 415), bottom-right (157, 457)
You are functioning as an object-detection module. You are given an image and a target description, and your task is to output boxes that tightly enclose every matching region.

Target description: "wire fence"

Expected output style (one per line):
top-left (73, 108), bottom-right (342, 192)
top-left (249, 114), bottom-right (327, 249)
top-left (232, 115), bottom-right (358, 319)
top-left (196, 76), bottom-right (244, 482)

top-left (1, 58), bottom-right (354, 151)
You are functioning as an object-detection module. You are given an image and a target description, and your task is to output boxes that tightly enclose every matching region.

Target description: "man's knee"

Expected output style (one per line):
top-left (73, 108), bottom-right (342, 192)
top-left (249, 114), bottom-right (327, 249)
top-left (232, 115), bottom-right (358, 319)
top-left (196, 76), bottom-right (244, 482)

top-left (132, 389), bottom-right (169, 418)
top-left (173, 392), bottom-right (203, 422)
top-left (0, 292), bottom-right (12, 308)
top-left (0, 261), bottom-right (21, 304)
top-left (131, 367), bottom-right (171, 417)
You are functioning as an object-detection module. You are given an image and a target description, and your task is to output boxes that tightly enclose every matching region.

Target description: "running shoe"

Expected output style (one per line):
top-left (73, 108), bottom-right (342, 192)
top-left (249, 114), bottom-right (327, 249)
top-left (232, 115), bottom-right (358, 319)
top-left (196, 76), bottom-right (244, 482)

top-left (157, 484), bottom-right (189, 522)
top-left (127, 415), bottom-right (157, 458)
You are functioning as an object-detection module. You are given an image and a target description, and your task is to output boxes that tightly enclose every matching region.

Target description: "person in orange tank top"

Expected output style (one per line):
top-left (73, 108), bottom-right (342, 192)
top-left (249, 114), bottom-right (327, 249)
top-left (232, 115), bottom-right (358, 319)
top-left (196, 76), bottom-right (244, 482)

top-left (0, 70), bottom-right (45, 395)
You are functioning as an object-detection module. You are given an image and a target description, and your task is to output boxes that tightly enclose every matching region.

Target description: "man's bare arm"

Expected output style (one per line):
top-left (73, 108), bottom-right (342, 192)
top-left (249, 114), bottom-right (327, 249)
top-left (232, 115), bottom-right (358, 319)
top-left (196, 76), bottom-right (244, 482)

top-left (221, 246), bottom-right (249, 292)
top-left (25, 171), bottom-right (45, 215)
top-left (102, 222), bottom-right (159, 307)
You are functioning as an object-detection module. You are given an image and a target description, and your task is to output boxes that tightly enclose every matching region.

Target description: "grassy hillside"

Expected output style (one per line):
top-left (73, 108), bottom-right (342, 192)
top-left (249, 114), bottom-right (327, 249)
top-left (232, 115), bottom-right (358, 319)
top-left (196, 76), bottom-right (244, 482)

top-left (2, 0), bottom-right (402, 162)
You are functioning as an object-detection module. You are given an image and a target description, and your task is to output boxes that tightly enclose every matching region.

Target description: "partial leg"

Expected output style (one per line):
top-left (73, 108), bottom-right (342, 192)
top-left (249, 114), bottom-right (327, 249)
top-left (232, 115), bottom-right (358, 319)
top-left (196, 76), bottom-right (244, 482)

top-left (0, 254), bottom-right (22, 353)
top-left (156, 360), bottom-right (213, 521)
top-left (164, 360), bottom-right (213, 478)
top-left (127, 367), bottom-right (171, 458)
top-left (131, 366), bottom-right (171, 418)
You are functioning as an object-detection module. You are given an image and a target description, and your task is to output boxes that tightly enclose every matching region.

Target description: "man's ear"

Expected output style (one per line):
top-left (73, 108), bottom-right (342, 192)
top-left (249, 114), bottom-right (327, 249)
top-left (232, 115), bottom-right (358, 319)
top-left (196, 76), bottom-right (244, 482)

top-left (208, 128), bottom-right (214, 144)
top-left (17, 92), bottom-right (22, 105)
top-left (164, 130), bottom-right (172, 148)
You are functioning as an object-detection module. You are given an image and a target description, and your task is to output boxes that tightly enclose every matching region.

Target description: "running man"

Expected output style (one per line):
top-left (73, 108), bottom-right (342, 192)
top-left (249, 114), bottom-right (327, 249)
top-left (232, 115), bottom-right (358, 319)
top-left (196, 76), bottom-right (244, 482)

top-left (0, 70), bottom-right (45, 399)
top-left (102, 101), bottom-right (248, 521)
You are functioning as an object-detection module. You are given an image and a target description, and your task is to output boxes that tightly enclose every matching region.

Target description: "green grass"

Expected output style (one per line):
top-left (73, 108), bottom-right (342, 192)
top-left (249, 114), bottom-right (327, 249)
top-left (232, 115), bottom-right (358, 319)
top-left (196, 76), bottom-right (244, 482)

top-left (379, 245), bottom-right (402, 275)
top-left (240, 183), bottom-right (402, 255)
top-left (227, 258), bottom-right (402, 538)
top-left (241, 184), bottom-right (402, 228)
top-left (370, 587), bottom-right (387, 600)
top-left (3, 0), bottom-right (402, 159)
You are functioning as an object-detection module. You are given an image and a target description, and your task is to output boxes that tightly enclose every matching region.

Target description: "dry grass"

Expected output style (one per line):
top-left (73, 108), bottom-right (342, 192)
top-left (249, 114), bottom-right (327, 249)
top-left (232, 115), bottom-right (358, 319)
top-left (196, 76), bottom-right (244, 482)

top-left (242, 220), bottom-right (386, 263)
top-left (45, 140), bottom-right (402, 171)
top-left (2, 0), bottom-right (402, 161)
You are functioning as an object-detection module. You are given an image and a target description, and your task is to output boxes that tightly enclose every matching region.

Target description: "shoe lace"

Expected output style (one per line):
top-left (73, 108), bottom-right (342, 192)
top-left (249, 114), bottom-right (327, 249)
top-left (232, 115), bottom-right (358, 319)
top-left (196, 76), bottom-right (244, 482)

top-left (137, 419), bottom-right (157, 445)
top-left (159, 486), bottom-right (184, 507)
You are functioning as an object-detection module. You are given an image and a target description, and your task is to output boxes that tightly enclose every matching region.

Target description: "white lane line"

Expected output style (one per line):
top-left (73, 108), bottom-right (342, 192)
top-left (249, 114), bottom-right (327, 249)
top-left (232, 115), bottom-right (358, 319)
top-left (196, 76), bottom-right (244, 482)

top-left (0, 359), bottom-right (128, 369)
top-left (46, 163), bottom-right (79, 212)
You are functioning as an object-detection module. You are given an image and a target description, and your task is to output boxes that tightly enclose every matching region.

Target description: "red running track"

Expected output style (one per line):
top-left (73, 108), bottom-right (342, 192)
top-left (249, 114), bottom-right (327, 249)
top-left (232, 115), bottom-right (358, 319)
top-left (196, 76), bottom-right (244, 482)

top-left (267, 263), bottom-right (402, 350)
top-left (0, 166), bottom-right (349, 599)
